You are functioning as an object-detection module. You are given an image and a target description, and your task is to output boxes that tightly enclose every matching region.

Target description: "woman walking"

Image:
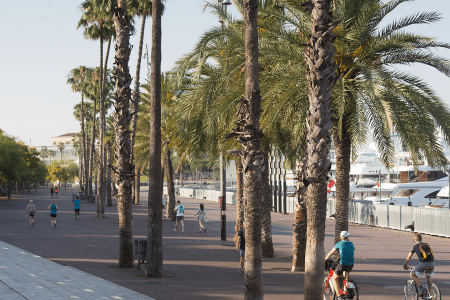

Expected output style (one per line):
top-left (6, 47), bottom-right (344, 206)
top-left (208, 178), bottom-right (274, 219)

top-left (47, 199), bottom-right (59, 227)
top-left (194, 203), bottom-right (207, 233)
top-left (54, 186), bottom-right (59, 198)
top-left (26, 200), bottom-right (36, 227)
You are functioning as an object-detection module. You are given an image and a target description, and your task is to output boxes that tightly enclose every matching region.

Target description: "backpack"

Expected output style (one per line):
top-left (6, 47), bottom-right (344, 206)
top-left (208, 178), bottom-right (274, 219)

top-left (418, 243), bottom-right (434, 261)
top-left (179, 205), bottom-right (184, 213)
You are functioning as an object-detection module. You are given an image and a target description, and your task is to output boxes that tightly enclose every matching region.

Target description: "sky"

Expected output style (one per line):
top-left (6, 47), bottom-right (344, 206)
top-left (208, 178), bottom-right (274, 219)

top-left (1, 0), bottom-right (450, 147)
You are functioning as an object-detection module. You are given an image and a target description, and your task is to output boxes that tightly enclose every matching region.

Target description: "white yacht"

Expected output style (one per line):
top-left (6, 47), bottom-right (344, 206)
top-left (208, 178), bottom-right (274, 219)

top-left (428, 185), bottom-right (450, 208)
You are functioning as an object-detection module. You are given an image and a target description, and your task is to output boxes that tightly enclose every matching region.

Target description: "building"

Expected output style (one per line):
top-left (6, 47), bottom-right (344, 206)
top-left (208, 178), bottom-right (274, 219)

top-left (35, 133), bottom-right (79, 166)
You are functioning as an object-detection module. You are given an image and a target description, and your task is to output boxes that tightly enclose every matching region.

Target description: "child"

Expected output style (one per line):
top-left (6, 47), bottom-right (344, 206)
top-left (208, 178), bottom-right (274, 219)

top-left (194, 203), bottom-right (207, 233)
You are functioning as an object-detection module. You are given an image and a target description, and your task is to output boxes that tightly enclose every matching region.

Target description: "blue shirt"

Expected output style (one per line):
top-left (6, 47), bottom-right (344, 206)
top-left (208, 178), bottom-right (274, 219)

top-left (50, 204), bottom-right (57, 214)
top-left (334, 240), bottom-right (355, 266)
top-left (73, 199), bottom-right (81, 210)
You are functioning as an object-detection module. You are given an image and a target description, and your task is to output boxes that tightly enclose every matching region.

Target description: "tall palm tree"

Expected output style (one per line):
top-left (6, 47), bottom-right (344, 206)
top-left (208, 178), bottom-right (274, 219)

top-left (128, 0), bottom-right (154, 206)
top-left (329, 0), bottom-right (450, 247)
top-left (78, 0), bottom-right (115, 217)
top-left (112, 0), bottom-right (134, 268)
top-left (225, 0), bottom-right (264, 298)
top-left (302, 0), bottom-right (339, 298)
top-left (68, 66), bottom-right (94, 201)
top-left (146, 0), bottom-right (163, 278)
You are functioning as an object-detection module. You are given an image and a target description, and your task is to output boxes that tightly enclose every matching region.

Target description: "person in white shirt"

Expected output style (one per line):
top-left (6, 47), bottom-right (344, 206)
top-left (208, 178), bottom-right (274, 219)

top-left (194, 203), bottom-right (207, 233)
top-left (174, 200), bottom-right (185, 233)
top-left (26, 200), bottom-right (36, 227)
top-left (162, 195), bottom-right (167, 209)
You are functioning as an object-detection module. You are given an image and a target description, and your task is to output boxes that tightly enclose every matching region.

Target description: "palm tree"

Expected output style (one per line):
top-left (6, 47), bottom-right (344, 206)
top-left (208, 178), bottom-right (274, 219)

top-left (78, 0), bottom-right (115, 217)
top-left (226, 0), bottom-right (264, 298)
top-left (128, 0), bottom-right (153, 206)
top-left (329, 0), bottom-right (450, 247)
top-left (112, 0), bottom-right (134, 268)
top-left (145, 0), bottom-right (163, 278)
top-left (68, 66), bottom-right (94, 201)
top-left (302, 0), bottom-right (339, 298)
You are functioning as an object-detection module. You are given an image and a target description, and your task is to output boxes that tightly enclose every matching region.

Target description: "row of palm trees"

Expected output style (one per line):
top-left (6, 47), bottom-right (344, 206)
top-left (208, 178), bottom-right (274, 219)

top-left (67, 0), bottom-right (450, 299)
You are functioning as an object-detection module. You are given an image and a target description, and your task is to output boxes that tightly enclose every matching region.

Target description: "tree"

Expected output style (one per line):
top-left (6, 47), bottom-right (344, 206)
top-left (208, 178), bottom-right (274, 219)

top-left (302, 0), bottom-right (339, 298)
top-left (0, 133), bottom-right (27, 199)
top-left (128, 0), bottom-right (154, 206)
top-left (329, 0), bottom-right (450, 247)
top-left (225, 0), bottom-right (264, 298)
top-left (146, 0), bottom-right (163, 278)
top-left (78, 0), bottom-right (116, 217)
top-left (112, 0), bottom-right (134, 268)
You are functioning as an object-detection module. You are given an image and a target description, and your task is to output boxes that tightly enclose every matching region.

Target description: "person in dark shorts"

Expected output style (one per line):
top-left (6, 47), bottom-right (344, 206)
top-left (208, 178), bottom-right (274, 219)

top-left (325, 231), bottom-right (355, 299)
top-left (54, 186), bottom-right (59, 198)
top-left (50, 186), bottom-right (54, 198)
top-left (73, 195), bottom-right (81, 221)
top-left (47, 199), bottom-right (59, 227)
top-left (174, 200), bottom-right (185, 233)
top-left (237, 224), bottom-right (245, 273)
top-left (26, 200), bottom-right (36, 227)
top-left (404, 233), bottom-right (435, 297)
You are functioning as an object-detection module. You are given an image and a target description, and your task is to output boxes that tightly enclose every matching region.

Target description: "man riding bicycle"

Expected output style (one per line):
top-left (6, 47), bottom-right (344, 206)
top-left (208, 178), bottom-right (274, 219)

top-left (404, 233), bottom-right (435, 297)
top-left (325, 231), bottom-right (355, 300)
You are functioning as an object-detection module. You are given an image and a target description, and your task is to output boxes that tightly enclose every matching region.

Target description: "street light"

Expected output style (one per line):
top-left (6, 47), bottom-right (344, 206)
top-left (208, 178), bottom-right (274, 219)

top-left (443, 167), bottom-right (450, 210)
top-left (369, 169), bottom-right (382, 203)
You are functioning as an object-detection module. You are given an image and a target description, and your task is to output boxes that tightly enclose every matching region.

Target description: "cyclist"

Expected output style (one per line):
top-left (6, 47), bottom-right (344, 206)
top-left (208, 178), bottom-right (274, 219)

top-left (325, 231), bottom-right (355, 300)
top-left (403, 233), bottom-right (435, 297)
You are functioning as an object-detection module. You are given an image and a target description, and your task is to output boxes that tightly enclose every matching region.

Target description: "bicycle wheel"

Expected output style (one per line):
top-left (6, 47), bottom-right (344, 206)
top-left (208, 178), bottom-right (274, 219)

top-left (323, 276), bottom-right (335, 300)
top-left (346, 279), bottom-right (359, 300)
top-left (404, 279), bottom-right (419, 300)
top-left (428, 283), bottom-right (441, 300)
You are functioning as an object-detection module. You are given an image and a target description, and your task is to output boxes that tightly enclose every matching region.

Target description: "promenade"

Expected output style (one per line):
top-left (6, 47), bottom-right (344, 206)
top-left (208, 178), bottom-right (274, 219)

top-left (0, 186), bottom-right (449, 299)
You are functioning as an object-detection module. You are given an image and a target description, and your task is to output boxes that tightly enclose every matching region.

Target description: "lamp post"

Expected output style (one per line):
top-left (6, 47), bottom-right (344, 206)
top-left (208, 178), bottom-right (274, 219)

top-left (218, 0), bottom-right (231, 241)
top-left (444, 167), bottom-right (450, 209)
top-left (142, 44), bottom-right (151, 82)
top-left (370, 169), bottom-right (382, 202)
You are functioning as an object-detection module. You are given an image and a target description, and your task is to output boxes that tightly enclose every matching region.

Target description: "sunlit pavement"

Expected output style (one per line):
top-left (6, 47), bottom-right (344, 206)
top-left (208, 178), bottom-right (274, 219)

top-left (0, 241), bottom-right (154, 300)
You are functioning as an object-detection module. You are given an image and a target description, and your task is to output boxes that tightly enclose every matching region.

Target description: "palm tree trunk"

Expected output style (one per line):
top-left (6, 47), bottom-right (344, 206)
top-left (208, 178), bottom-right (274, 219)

top-left (134, 167), bottom-right (140, 205)
top-left (333, 125), bottom-right (351, 245)
top-left (81, 95), bottom-right (89, 202)
top-left (234, 156), bottom-right (244, 245)
top-left (261, 145), bottom-right (274, 258)
top-left (165, 149), bottom-right (176, 220)
top-left (97, 21), bottom-right (105, 218)
top-left (145, 0), bottom-right (163, 278)
top-left (292, 155), bottom-right (307, 272)
top-left (89, 99), bottom-right (97, 203)
top-left (107, 141), bottom-right (112, 207)
top-left (303, 1), bottom-right (338, 298)
top-left (113, 0), bottom-right (134, 268)
top-left (227, 0), bottom-right (263, 297)
top-left (101, 36), bottom-right (112, 211)
top-left (131, 14), bottom-right (147, 205)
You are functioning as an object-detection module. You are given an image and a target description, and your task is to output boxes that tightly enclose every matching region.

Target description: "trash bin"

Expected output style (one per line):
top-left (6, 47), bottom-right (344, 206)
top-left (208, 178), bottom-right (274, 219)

top-left (134, 239), bottom-right (147, 269)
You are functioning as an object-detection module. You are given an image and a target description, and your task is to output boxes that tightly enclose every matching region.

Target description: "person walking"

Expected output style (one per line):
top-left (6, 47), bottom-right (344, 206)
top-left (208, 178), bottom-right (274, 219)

top-left (162, 194), bottom-right (167, 209)
top-left (54, 186), bottom-right (59, 198)
top-left (404, 233), bottom-right (435, 297)
top-left (237, 224), bottom-right (245, 273)
top-left (50, 186), bottom-right (54, 198)
top-left (47, 199), bottom-right (59, 227)
top-left (73, 195), bottom-right (81, 221)
top-left (194, 203), bottom-right (207, 233)
top-left (26, 200), bottom-right (36, 227)
top-left (174, 200), bottom-right (185, 233)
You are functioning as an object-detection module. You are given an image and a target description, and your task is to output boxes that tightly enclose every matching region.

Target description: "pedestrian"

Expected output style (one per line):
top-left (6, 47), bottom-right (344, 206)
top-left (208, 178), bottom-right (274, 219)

top-left (162, 194), bottom-right (167, 209)
top-left (47, 199), bottom-right (59, 227)
top-left (173, 200), bottom-right (185, 233)
top-left (55, 186), bottom-right (59, 198)
top-left (237, 224), bottom-right (245, 273)
top-left (73, 195), bottom-right (81, 221)
top-left (194, 203), bottom-right (207, 233)
top-left (26, 200), bottom-right (36, 227)
top-left (50, 186), bottom-right (54, 198)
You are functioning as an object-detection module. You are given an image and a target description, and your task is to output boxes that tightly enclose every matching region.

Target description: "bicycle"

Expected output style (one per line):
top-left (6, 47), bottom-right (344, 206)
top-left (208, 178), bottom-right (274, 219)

top-left (404, 266), bottom-right (441, 300)
top-left (324, 260), bottom-right (359, 300)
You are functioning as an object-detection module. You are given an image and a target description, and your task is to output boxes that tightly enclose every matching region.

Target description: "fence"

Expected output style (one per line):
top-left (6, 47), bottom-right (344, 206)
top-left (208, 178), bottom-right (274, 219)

top-left (164, 186), bottom-right (450, 238)
top-left (327, 199), bottom-right (450, 238)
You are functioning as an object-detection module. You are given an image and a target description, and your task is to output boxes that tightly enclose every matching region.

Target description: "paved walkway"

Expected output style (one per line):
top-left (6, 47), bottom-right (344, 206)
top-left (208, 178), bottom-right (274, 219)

top-left (0, 185), bottom-right (449, 299)
top-left (0, 241), bottom-right (154, 300)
